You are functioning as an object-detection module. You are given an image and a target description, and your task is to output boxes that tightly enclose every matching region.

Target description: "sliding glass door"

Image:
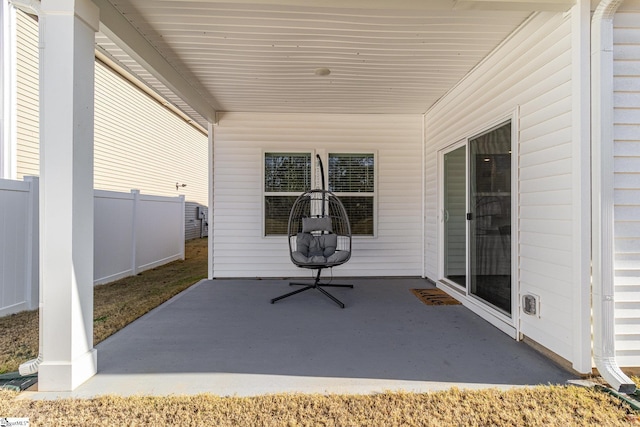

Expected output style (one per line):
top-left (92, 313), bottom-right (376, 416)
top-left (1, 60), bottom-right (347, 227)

top-left (440, 121), bottom-right (513, 316)
top-left (469, 123), bottom-right (512, 315)
top-left (443, 144), bottom-right (466, 288)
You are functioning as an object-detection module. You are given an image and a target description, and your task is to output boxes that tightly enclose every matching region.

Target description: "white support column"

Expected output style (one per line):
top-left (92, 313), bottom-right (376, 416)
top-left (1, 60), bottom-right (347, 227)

top-left (37, 0), bottom-right (99, 391)
top-left (570, 0), bottom-right (593, 375)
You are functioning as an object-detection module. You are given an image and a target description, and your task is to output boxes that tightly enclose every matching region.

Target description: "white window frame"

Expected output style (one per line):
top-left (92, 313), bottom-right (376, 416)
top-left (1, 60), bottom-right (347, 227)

top-left (262, 150), bottom-right (378, 237)
top-left (326, 151), bottom-right (377, 237)
top-left (262, 150), bottom-right (314, 237)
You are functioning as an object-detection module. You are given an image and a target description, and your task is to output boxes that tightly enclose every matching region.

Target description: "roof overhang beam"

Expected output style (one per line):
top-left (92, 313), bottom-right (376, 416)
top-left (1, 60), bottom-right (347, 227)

top-left (92, 0), bottom-right (218, 124)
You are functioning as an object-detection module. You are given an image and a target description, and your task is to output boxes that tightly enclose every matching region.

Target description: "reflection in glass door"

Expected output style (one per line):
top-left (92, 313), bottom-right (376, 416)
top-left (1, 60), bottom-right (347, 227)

top-left (443, 145), bottom-right (466, 288)
top-left (469, 123), bottom-right (512, 315)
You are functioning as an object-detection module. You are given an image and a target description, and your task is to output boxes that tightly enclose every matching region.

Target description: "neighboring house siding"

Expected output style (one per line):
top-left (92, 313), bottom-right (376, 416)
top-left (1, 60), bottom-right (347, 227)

top-left (14, 10), bottom-right (38, 179)
top-left (13, 10), bottom-right (208, 238)
top-left (93, 60), bottom-right (208, 206)
top-left (212, 112), bottom-right (423, 278)
top-left (424, 13), bottom-right (575, 361)
top-left (613, 4), bottom-right (640, 367)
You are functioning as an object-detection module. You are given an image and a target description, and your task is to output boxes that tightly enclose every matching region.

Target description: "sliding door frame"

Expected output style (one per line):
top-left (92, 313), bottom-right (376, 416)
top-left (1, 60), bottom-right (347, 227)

top-left (438, 139), bottom-right (468, 292)
top-left (436, 112), bottom-right (519, 339)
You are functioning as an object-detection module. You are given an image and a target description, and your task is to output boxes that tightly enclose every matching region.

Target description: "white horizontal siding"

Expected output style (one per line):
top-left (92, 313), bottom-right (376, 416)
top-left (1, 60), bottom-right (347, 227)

top-left (15, 10), bottom-right (38, 179)
top-left (424, 12), bottom-right (575, 361)
top-left (94, 61), bottom-right (208, 206)
top-left (13, 12), bottom-right (209, 211)
top-left (613, 6), bottom-right (640, 368)
top-left (212, 112), bottom-right (423, 278)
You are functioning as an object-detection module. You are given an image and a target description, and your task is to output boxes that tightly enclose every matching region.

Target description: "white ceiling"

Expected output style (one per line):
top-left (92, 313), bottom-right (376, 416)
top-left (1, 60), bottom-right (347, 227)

top-left (93, 1), bottom-right (575, 128)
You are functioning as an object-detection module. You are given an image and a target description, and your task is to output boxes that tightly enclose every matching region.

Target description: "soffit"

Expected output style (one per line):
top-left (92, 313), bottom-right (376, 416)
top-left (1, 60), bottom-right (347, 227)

top-left (95, 1), bottom-right (565, 126)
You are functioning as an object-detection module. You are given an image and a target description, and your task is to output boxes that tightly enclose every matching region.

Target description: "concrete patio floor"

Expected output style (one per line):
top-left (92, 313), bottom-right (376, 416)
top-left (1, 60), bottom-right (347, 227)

top-left (26, 277), bottom-right (576, 398)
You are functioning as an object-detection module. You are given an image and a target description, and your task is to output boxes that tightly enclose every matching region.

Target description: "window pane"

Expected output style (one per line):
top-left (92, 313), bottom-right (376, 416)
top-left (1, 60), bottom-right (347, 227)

top-left (265, 153), bottom-right (311, 192)
top-left (340, 196), bottom-right (374, 235)
top-left (328, 153), bottom-right (374, 193)
top-left (265, 196), bottom-right (299, 235)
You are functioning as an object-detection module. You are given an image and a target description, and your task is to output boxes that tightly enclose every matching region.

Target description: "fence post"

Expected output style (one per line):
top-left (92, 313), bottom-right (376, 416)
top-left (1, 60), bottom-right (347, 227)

top-left (131, 189), bottom-right (140, 276)
top-left (179, 194), bottom-right (186, 260)
top-left (24, 176), bottom-right (39, 310)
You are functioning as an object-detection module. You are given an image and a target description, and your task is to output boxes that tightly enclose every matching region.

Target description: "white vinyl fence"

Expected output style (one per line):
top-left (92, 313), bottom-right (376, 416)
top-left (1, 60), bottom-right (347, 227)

top-left (0, 177), bottom-right (185, 316)
top-left (94, 189), bottom-right (185, 285)
top-left (0, 177), bottom-right (39, 317)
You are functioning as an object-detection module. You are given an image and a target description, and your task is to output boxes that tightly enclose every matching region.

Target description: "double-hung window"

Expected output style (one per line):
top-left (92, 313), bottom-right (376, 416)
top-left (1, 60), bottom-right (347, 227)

top-left (264, 151), bottom-right (375, 236)
top-left (328, 153), bottom-right (375, 236)
top-left (264, 152), bottom-right (311, 236)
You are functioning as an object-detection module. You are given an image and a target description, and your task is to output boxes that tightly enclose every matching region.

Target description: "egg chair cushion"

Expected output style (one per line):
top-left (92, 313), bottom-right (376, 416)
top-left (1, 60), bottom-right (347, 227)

top-left (291, 232), bottom-right (349, 264)
top-left (302, 217), bottom-right (332, 233)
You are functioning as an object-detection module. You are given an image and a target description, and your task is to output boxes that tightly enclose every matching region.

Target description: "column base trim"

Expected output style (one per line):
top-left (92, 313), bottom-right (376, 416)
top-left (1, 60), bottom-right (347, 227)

top-left (37, 348), bottom-right (97, 391)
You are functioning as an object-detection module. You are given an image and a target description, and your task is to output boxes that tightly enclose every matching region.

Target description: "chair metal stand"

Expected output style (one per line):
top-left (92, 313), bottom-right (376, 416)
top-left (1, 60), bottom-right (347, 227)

top-left (270, 268), bottom-right (353, 308)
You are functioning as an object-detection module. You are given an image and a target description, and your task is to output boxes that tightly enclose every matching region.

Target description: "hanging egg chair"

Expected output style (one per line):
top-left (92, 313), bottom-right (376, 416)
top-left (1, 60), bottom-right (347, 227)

top-left (270, 157), bottom-right (353, 308)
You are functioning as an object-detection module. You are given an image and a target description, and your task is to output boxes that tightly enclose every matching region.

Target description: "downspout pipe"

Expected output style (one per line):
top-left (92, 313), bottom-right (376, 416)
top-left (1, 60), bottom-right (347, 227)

top-left (591, 0), bottom-right (636, 394)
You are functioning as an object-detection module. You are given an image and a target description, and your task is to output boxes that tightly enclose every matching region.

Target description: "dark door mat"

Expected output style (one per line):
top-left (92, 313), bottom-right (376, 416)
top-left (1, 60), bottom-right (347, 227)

top-left (0, 372), bottom-right (38, 391)
top-left (411, 288), bottom-right (461, 306)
